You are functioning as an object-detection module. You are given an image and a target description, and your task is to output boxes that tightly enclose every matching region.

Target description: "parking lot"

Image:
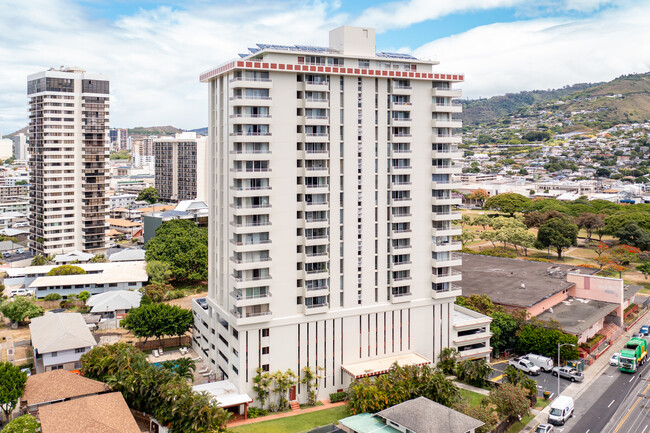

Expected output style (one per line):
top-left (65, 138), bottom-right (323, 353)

top-left (490, 359), bottom-right (571, 398)
top-left (2, 249), bottom-right (33, 264)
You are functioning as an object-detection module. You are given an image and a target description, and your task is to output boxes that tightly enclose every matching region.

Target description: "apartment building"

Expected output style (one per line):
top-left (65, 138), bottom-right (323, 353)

top-left (27, 67), bottom-right (109, 255)
top-left (10, 133), bottom-right (28, 161)
top-left (154, 132), bottom-right (207, 202)
top-left (109, 128), bottom-right (128, 151)
top-left (194, 26), bottom-right (480, 402)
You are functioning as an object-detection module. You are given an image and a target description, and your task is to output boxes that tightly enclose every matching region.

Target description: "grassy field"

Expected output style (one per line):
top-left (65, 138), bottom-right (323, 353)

top-left (458, 388), bottom-right (487, 407)
top-left (230, 406), bottom-right (350, 433)
top-left (506, 413), bottom-right (536, 433)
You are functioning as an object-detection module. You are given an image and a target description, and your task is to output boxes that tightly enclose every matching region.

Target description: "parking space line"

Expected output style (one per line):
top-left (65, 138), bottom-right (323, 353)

top-left (491, 374), bottom-right (504, 382)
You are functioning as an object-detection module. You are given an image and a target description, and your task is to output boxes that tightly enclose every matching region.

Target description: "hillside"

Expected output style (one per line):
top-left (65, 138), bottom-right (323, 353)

top-left (460, 72), bottom-right (650, 128)
top-left (127, 125), bottom-right (182, 136)
top-left (459, 82), bottom-right (599, 126)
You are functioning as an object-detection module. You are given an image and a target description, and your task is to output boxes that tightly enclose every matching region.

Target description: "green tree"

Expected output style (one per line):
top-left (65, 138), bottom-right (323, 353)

top-left (516, 325), bottom-right (579, 360)
top-left (0, 362), bottom-right (28, 424)
top-left (121, 303), bottom-right (192, 347)
top-left (273, 369), bottom-right (298, 411)
top-left (616, 222), bottom-right (650, 250)
top-left (140, 282), bottom-right (173, 303)
top-left (453, 400), bottom-right (499, 433)
top-left (146, 260), bottom-right (172, 284)
top-left (301, 366), bottom-right (324, 406)
top-left (489, 383), bottom-right (530, 419)
top-left (46, 265), bottom-right (86, 276)
top-left (438, 347), bottom-right (460, 375)
top-left (637, 262), bottom-right (650, 280)
top-left (535, 216), bottom-right (578, 258)
top-left (137, 187), bottom-right (159, 204)
top-left (576, 213), bottom-right (606, 240)
top-left (455, 359), bottom-right (492, 388)
top-left (90, 254), bottom-right (108, 263)
top-left (483, 193), bottom-right (531, 216)
top-left (252, 368), bottom-right (273, 410)
top-left (30, 254), bottom-right (49, 266)
top-left (78, 291), bottom-right (90, 302)
top-left (502, 365), bottom-right (537, 397)
top-left (110, 150), bottom-right (131, 160)
top-left (160, 358), bottom-right (196, 382)
top-left (508, 227), bottom-right (536, 256)
top-left (43, 293), bottom-right (62, 301)
top-left (490, 311), bottom-right (520, 354)
top-left (457, 229), bottom-right (475, 247)
top-left (472, 214), bottom-right (492, 230)
top-left (0, 298), bottom-right (44, 324)
top-left (2, 414), bottom-right (40, 432)
top-left (145, 219), bottom-right (208, 281)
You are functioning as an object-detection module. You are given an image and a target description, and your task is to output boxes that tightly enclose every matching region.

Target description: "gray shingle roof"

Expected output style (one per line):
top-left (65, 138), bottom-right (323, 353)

top-left (29, 313), bottom-right (97, 354)
top-left (376, 397), bottom-right (484, 433)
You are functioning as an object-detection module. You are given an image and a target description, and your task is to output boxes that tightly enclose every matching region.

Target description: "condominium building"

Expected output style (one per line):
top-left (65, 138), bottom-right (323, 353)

top-left (10, 133), bottom-right (28, 161)
top-left (27, 67), bottom-right (109, 255)
top-left (194, 26), bottom-right (483, 402)
top-left (109, 128), bottom-right (128, 151)
top-left (154, 132), bottom-right (207, 202)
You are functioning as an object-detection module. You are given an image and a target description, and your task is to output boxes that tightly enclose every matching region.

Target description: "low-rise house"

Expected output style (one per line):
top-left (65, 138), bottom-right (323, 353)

top-left (107, 248), bottom-right (146, 262)
top-left (21, 369), bottom-right (108, 414)
top-left (86, 290), bottom-right (142, 318)
top-left (38, 392), bottom-right (141, 433)
top-left (107, 218), bottom-right (143, 239)
top-left (30, 313), bottom-right (97, 373)
top-left (339, 397), bottom-right (484, 433)
top-left (53, 251), bottom-right (94, 264)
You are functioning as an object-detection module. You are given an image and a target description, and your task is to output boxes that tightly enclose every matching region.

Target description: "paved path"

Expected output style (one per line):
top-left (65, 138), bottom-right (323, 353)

top-left (455, 380), bottom-right (490, 396)
top-left (227, 400), bottom-right (347, 428)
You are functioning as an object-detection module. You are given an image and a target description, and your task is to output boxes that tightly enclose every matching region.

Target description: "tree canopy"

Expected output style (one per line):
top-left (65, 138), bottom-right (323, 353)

top-left (121, 303), bottom-right (193, 345)
top-left (30, 254), bottom-right (49, 266)
top-left (137, 187), bottom-right (159, 204)
top-left (0, 362), bottom-right (28, 424)
top-left (535, 216), bottom-right (578, 258)
top-left (483, 193), bottom-right (531, 216)
top-left (146, 260), bottom-right (172, 284)
top-left (0, 298), bottom-right (44, 324)
top-left (46, 265), bottom-right (86, 276)
top-left (145, 219), bottom-right (208, 281)
top-left (2, 414), bottom-right (39, 432)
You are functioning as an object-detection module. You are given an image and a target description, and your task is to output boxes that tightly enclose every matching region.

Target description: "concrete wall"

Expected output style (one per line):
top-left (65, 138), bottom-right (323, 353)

top-left (526, 289), bottom-right (570, 318)
top-left (567, 273), bottom-right (624, 320)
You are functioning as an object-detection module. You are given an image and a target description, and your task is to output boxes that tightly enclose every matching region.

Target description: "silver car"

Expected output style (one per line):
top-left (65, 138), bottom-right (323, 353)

top-left (552, 366), bottom-right (584, 382)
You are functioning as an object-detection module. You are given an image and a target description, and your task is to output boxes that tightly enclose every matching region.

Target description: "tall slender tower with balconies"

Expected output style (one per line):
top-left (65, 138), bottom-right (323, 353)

top-left (27, 67), bottom-right (109, 255)
top-left (193, 26), bottom-right (484, 402)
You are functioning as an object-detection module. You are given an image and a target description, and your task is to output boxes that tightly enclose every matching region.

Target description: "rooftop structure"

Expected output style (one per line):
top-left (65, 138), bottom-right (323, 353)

top-left (22, 370), bottom-right (107, 413)
top-left (86, 290), bottom-right (142, 315)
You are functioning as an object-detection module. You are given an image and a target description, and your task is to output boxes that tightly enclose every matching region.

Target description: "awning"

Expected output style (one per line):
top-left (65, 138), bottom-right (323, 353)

top-left (341, 353), bottom-right (431, 379)
top-left (192, 380), bottom-right (252, 408)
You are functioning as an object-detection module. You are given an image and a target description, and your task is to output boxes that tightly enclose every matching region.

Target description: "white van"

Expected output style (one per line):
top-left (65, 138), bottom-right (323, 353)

top-left (9, 288), bottom-right (31, 297)
top-left (522, 353), bottom-right (554, 372)
top-left (548, 396), bottom-right (574, 426)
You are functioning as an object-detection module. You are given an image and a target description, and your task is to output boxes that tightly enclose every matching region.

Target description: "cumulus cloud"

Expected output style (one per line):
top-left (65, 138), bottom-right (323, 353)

top-left (414, 2), bottom-right (650, 98)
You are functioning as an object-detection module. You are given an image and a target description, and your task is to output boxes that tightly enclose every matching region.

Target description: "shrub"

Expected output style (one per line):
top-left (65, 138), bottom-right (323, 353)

top-left (477, 248), bottom-right (516, 258)
top-left (43, 293), bottom-right (62, 301)
top-left (247, 407), bottom-right (268, 419)
top-left (543, 391), bottom-right (551, 400)
top-left (164, 290), bottom-right (186, 300)
top-left (46, 265), bottom-right (86, 276)
top-left (329, 391), bottom-right (347, 403)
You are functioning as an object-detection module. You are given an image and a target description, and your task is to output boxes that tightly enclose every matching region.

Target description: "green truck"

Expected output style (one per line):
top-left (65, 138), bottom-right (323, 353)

top-left (619, 337), bottom-right (648, 373)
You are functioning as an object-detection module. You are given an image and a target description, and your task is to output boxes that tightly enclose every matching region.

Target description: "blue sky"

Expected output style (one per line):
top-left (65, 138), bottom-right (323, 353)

top-left (1, 0), bottom-right (649, 132)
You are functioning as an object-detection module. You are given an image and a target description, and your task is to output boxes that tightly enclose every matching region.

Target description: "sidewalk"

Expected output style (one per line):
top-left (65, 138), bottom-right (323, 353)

top-left (455, 380), bottom-right (490, 396)
top-left (519, 316), bottom-right (647, 432)
top-left (227, 400), bottom-right (346, 428)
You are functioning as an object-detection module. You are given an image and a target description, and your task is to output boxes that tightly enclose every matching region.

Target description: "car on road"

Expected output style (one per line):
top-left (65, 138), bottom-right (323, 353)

top-left (509, 358), bottom-right (541, 375)
top-left (534, 424), bottom-right (554, 433)
top-left (548, 396), bottom-right (574, 426)
top-left (16, 248), bottom-right (24, 254)
top-left (633, 333), bottom-right (644, 339)
top-left (610, 352), bottom-right (620, 366)
top-left (641, 325), bottom-right (650, 336)
top-left (552, 366), bottom-right (584, 382)
top-left (2, 252), bottom-right (10, 258)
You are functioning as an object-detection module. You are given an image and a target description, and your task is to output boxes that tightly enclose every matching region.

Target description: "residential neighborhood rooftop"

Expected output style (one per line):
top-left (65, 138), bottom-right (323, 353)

top-left (29, 313), bottom-right (97, 354)
top-left (459, 253), bottom-right (599, 308)
top-left (537, 297), bottom-right (620, 335)
top-left (86, 290), bottom-right (142, 313)
top-left (22, 370), bottom-right (108, 408)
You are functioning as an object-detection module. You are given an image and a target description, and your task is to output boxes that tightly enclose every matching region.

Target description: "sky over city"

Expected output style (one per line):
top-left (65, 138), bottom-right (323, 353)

top-left (1, 0), bottom-right (649, 133)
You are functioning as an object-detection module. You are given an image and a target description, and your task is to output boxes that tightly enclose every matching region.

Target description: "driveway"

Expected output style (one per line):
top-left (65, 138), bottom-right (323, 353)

top-left (490, 359), bottom-right (571, 399)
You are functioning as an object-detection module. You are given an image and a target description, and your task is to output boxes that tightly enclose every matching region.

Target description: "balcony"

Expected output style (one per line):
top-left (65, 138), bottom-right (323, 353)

top-left (431, 239), bottom-right (462, 252)
top-left (432, 88), bottom-right (462, 98)
top-left (231, 309), bottom-right (272, 325)
top-left (431, 196), bottom-right (462, 206)
top-left (431, 180), bottom-right (461, 190)
top-left (390, 291), bottom-right (412, 304)
top-left (432, 134), bottom-right (462, 144)
top-left (431, 225), bottom-right (462, 237)
top-left (390, 101), bottom-right (412, 111)
top-left (431, 165), bottom-right (461, 175)
top-left (432, 284), bottom-right (462, 300)
top-left (303, 302), bottom-right (329, 315)
top-left (230, 290), bottom-right (272, 307)
top-left (229, 77), bottom-right (272, 89)
top-left (431, 148), bottom-right (463, 159)
top-left (432, 119), bottom-right (463, 129)
top-left (431, 254), bottom-right (462, 268)
top-left (431, 269), bottom-right (462, 284)
top-left (432, 103), bottom-right (463, 113)
top-left (391, 84), bottom-right (412, 95)
top-left (230, 95), bottom-right (272, 107)
top-left (303, 285), bottom-right (329, 298)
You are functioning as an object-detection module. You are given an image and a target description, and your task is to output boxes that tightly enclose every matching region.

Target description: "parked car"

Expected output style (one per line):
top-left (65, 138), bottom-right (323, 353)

top-left (2, 252), bottom-right (10, 258)
top-left (16, 248), bottom-right (24, 254)
top-left (641, 325), bottom-right (649, 336)
top-left (548, 396), bottom-right (574, 426)
top-left (508, 358), bottom-right (541, 375)
top-left (552, 366), bottom-right (584, 382)
top-left (9, 288), bottom-right (30, 298)
top-left (535, 424), bottom-right (554, 433)
top-left (521, 353), bottom-right (554, 372)
top-left (610, 353), bottom-right (620, 366)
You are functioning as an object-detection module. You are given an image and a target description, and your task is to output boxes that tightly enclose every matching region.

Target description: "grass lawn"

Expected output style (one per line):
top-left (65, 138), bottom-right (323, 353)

top-left (458, 388), bottom-right (486, 407)
top-left (230, 406), bottom-right (350, 433)
top-left (505, 413), bottom-right (536, 433)
top-left (534, 398), bottom-right (551, 410)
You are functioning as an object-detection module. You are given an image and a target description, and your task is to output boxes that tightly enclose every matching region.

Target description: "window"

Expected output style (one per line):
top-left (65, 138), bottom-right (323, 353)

top-left (109, 283), bottom-right (117, 287)
top-left (51, 351), bottom-right (58, 357)
top-left (262, 364), bottom-right (270, 372)
top-left (262, 328), bottom-right (270, 338)
top-left (262, 347), bottom-right (270, 355)
top-left (75, 347), bottom-right (85, 353)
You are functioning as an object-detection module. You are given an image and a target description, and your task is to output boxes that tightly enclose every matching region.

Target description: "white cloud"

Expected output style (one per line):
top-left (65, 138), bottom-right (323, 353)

top-left (413, 2), bottom-right (650, 99)
top-left (0, 0), bottom-right (339, 133)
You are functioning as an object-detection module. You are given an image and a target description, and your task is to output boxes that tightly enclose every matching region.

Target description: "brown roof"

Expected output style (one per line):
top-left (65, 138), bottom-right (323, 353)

top-left (23, 370), bottom-right (108, 407)
top-left (39, 392), bottom-right (141, 433)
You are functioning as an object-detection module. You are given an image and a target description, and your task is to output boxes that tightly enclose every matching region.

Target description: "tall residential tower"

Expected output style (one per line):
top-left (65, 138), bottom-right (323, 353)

top-left (27, 67), bottom-right (109, 255)
top-left (193, 26), bottom-right (490, 402)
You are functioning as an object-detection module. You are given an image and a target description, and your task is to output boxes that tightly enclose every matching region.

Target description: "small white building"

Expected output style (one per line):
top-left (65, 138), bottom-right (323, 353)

top-left (86, 290), bottom-right (142, 318)
top-left (29, 313), bottom-right (97, 373)
top-left (53, 250), bottom-right (94, 264)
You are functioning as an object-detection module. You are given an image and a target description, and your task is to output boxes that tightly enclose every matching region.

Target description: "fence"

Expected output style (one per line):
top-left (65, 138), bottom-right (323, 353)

top-left (134, 335), bottom-right (191, 351)
top-left (35, 300), bottom-right (85, 309)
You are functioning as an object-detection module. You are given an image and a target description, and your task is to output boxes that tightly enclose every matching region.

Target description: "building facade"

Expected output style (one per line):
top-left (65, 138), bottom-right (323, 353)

top-left (27, 67), bottom-right (109, 255)
top-left (154, 132), bottom-right (207, 202)
top-left (194, 26), bottom-right (469, 401)
top-left (109, 128), bottom-right (128, 151)
top-left (10, 133), bottom-right (28, 161)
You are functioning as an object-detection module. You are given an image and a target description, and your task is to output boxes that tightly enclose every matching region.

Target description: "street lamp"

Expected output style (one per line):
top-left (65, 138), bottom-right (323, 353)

top-left (557, 342), bottom-right (575, 397)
